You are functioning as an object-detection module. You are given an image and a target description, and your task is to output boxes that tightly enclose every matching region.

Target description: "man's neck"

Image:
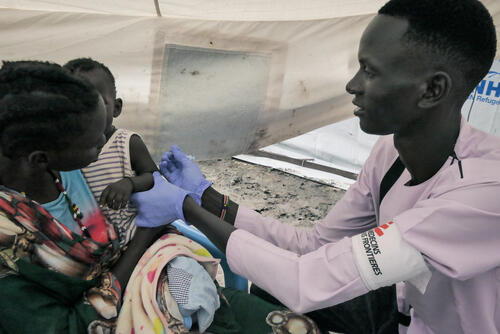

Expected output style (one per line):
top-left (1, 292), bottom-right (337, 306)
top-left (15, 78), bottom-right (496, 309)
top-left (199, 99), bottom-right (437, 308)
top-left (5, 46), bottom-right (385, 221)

top-left (394, 111), bottom-right (461, 185)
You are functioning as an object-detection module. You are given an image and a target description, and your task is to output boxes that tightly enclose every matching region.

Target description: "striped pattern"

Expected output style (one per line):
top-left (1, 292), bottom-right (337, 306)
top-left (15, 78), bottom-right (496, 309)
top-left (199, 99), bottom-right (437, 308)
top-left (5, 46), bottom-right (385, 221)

top-left (82, 128), bottom-right (138, 248)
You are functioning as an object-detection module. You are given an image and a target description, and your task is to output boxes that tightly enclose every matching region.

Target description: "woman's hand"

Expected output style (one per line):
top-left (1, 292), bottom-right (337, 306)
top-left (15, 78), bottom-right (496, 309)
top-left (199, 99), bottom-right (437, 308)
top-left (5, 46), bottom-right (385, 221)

top-left (159, 145), bottom-right (211, 205)
top-left (131, 171), bottom-right (194, 227)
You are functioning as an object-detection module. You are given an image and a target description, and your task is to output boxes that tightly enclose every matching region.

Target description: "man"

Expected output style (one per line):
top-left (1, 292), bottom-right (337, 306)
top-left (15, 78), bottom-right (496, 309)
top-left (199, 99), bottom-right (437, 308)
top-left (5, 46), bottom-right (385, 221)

top-left (133, 0), bottom-right (500, 333)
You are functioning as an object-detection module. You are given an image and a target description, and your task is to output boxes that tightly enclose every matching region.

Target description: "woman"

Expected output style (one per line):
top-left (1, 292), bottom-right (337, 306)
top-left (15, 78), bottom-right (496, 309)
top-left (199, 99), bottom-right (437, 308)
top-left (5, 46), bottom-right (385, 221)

top-left (0, 61), bottom-right (168, 333)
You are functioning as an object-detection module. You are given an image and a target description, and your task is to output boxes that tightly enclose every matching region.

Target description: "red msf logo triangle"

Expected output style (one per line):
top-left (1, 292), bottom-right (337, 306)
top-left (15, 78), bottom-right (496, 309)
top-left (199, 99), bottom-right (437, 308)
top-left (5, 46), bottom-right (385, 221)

top-left (374, 221), bottom-right (394, 237)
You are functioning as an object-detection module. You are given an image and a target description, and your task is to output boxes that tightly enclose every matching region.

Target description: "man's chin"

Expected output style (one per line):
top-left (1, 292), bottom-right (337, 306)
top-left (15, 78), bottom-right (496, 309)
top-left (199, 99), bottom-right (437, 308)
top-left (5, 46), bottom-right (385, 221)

top-left (358, 119), bottom-right (375, 134)
top-left (358, 120), bottom-right (389, 136)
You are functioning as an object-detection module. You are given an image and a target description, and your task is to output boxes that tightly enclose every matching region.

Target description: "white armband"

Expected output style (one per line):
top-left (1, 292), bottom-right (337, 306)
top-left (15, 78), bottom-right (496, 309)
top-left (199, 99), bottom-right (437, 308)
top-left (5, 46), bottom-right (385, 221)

top-left (352, 222), bottom-right (432, 294)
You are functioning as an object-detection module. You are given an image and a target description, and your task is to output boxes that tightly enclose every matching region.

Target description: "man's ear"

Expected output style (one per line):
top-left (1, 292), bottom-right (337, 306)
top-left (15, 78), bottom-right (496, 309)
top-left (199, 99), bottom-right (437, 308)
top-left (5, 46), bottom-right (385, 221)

top-left (418, 72), bottom-right (452, 109)
top-left (27, 151), bottom-right (49, 169)
top-left (113, 98), bottom-right (123, 117)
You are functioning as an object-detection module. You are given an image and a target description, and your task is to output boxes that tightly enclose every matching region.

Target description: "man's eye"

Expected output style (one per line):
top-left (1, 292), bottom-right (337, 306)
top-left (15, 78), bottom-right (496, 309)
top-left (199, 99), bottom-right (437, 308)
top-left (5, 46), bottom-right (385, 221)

top-left (361, 65), bottom-right (374, 77)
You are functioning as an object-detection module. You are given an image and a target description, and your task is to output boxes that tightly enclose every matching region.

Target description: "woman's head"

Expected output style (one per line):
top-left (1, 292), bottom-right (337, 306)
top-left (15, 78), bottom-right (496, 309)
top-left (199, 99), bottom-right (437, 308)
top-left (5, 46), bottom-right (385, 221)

top-left (0, 60), bottom-right (107, 171)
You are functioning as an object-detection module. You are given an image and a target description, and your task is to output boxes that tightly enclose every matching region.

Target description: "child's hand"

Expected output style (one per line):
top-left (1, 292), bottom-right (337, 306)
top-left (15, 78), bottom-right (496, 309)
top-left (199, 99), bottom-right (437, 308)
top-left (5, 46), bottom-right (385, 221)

top-left (100, 178), bottom-right (134, 210)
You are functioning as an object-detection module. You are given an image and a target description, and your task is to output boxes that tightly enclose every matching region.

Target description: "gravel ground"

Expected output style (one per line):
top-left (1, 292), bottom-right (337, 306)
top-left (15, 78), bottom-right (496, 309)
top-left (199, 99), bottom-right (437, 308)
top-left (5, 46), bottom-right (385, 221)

top-left (198, 158), bottom-right (346, 228)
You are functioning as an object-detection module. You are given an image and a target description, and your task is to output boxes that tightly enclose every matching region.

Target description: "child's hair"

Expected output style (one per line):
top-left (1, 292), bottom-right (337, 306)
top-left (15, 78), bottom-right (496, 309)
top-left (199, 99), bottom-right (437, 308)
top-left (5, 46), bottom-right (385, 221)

top-left (0, 60), bottom-right (100, 158)
top-left (64, 58), bottom-right (116, 95)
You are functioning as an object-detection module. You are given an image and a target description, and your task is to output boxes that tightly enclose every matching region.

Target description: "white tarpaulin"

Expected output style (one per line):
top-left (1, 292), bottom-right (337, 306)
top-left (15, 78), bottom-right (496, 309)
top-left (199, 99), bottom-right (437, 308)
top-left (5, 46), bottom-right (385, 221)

top-left (1, 0), bottom-right (500, 177)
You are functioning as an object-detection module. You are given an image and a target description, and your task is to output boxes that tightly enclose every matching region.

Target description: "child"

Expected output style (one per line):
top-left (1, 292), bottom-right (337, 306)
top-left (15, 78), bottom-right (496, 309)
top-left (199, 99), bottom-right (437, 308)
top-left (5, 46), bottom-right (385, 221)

top-left (64, 58), bottom-right (157, 248)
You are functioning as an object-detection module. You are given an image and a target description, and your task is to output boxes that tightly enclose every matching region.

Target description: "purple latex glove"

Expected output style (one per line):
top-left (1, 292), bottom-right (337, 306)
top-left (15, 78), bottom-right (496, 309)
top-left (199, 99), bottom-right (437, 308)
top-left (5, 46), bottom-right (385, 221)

top-left (131, 172), bottom-right (194, 227)
top-left (159, 145), bottom-right (211, 205)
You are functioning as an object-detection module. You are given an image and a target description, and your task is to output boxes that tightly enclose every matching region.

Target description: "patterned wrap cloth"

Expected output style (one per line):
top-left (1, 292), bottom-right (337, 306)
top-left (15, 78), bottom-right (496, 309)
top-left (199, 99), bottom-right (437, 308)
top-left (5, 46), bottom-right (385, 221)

top-left (0, 186), bottom-right (123, 331)
top-left (116, 233), bottom-right (220, 334)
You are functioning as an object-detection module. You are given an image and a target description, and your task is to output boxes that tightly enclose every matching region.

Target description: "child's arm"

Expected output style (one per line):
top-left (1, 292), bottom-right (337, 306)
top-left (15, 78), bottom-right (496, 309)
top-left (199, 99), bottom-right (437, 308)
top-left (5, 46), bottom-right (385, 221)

top-left (100, 134), bottom-right (157, 209)
top-left (128, 134), bottom-right (157, 190)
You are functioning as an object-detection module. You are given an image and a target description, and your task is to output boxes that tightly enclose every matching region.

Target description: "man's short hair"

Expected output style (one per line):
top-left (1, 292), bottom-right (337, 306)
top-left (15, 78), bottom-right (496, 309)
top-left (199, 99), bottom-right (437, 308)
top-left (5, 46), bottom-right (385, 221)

top-left (379, 0), bottom-right (497, 89)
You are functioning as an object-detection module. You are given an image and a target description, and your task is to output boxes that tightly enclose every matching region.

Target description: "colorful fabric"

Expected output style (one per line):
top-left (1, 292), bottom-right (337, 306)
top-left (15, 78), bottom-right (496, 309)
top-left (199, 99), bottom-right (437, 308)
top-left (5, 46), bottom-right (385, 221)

top-left (0, 186), bottom-right (120, 278)
top-left (42, 170), bottom-right (109, 238)
top-left (228, 118), bottom-right (500, 333)
top-left (0, 185), bottom-right (122, 332)
top-left (82, 128), bottom-right (139, 248)
top-left (166, 256), bottom-right (220, 332)
top-left (116, 233), bottom-right (220, 334)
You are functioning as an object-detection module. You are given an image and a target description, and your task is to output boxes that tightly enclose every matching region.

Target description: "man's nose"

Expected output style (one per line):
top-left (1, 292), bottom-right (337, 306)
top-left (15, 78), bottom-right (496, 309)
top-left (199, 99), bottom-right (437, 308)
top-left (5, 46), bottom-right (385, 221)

top-left (345, 72), bottom-right (362, 95)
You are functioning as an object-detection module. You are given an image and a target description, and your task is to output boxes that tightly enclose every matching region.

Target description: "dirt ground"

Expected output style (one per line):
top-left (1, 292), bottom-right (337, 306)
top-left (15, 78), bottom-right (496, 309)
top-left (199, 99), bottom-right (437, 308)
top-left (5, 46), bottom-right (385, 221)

top-left (198, 158), bottom-right (346, 227)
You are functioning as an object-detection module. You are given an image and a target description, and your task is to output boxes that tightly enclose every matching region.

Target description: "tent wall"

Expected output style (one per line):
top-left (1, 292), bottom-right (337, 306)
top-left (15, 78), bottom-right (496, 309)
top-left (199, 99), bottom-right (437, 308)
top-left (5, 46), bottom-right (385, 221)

top-left (0, 0), bottom-right (388, 20)
top-left (1, 1), bottom-right (500, 163)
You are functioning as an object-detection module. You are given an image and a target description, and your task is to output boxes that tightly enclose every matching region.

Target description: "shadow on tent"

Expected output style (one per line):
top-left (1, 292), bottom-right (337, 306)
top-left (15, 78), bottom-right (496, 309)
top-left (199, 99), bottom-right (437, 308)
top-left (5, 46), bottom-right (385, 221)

top-left (172, 219), bottom-right (249, 292)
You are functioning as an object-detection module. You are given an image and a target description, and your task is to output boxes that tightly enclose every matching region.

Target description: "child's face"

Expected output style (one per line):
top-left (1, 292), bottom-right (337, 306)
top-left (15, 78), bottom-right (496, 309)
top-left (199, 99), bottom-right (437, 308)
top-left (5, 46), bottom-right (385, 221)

top-left (47, 96), bottom-right (107, 171)
top-left (76, 69), bottom-right (118, 137)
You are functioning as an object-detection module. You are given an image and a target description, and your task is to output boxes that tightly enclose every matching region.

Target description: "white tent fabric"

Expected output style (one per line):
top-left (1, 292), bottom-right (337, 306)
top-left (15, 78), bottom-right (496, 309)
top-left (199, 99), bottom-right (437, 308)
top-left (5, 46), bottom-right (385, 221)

top-left (1, 0), bottom-right (388, 20)
top-left (1, 0), bottom-right (500, 173)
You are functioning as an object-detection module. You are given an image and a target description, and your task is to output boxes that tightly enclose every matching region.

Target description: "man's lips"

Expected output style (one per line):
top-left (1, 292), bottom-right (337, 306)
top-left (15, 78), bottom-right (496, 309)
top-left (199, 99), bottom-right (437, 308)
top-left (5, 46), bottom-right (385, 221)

top-left (352, 101), bottom-right (365, 116)
top-left (353, 107), bottom-right (364, 116)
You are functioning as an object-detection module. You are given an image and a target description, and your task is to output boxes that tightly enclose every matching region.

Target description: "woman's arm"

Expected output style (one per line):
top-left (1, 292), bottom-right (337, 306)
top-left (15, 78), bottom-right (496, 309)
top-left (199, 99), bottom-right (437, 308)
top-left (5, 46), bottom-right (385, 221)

top-left (111, 226), bottom-right (165, 288)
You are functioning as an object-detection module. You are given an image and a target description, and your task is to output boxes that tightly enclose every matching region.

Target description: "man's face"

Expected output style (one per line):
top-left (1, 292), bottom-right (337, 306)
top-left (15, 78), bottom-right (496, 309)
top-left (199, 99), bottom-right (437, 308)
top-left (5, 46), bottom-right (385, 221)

top-left (346, 15), bottom-right (428, 136)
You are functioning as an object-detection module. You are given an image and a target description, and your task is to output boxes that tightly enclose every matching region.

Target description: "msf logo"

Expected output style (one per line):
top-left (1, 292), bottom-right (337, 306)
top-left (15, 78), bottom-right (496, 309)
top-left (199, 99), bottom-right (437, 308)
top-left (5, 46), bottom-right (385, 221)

top-left (373, 221), bottom-right (394, 237)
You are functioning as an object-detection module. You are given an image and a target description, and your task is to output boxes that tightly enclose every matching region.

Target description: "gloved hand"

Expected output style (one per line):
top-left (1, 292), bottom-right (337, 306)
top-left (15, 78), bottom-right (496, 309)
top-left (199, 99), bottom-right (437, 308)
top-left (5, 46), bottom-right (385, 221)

top-left (131, 172), bottom-right (194, 227)
top-left (159, 145), bottom-right (211, 205)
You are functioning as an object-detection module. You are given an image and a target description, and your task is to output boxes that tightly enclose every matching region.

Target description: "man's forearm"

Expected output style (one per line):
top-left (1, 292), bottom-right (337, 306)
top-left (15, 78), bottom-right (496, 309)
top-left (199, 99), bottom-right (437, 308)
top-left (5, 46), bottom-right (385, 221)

top-left (201, 186), bottom-right (239, 225)
top-left (183, 195), bottom-right (236, 253)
